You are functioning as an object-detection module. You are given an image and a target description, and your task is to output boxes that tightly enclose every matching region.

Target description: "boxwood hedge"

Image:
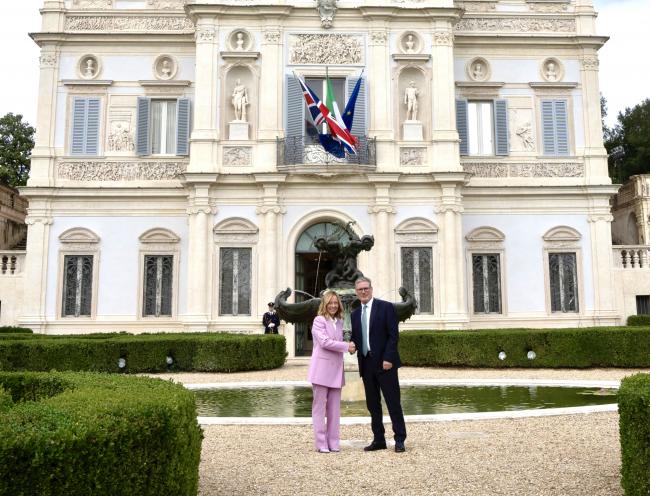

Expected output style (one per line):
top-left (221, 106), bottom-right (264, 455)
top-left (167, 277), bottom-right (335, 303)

top-left (0, 326), bottom-right (33, 334)
top-left (399, 327), bottom-right (650, 368)
top-left (627, 315), bottom-right (650, 327)
top-left (619, 373), bottom-right (650, 495)
top-left (0, 333), bottom-right (286, 373)
top-left (0, 372), bottom-right (202, 496)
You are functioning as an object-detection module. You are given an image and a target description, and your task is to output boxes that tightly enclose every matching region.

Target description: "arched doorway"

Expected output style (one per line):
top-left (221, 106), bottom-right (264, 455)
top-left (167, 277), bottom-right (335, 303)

top-left (294, 222), bottom-right (349, 356)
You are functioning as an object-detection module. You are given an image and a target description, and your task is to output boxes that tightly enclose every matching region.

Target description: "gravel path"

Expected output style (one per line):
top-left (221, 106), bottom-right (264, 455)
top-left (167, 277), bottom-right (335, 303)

top-left (147, 364), bottom-right (650, 496)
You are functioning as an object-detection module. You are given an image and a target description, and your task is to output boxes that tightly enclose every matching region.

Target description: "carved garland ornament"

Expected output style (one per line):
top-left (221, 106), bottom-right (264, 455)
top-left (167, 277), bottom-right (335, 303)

top-left (582, 56), bottom-right (599, 70)
top-left (65, 16), bottom-right (194, 32)
top-left (263, 30), bottom-right (281, 44)
top-left (462, 162), bottom-right (585, 178)
top-left (370, 31), bottom-right (388, 45)
top-left (39, 54), bottom-right (58, 67)
top-left (57, 161), bottom-right (187, 181)
top-left (455, 17), bottom-right (575, 33)
top-left (195, 27), bottom-right (216, 42)
top-left (289, 34), bottom-right (363, 65)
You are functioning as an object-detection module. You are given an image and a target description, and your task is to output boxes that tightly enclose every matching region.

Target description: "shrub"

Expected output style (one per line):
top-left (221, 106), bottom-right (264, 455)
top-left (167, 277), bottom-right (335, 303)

top-left (0, 326), bottom-right (32, 334)
top-left (619, 373), bottom-right (650, 495)
top-left (627, 315), bottom-right (650, 326)
top-left (0, 372), bottom-right (202, 496)
top-left (0, 332), bottom-right (286, 373)
top-left (399, 327), bottom-right (650, 368)
top-left (0, 387), bottom-right (11, 413)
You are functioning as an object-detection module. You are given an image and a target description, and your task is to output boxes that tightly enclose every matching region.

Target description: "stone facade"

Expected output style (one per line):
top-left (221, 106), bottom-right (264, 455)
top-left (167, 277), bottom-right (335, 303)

top-left (6, 0), bottom-right (634, 354)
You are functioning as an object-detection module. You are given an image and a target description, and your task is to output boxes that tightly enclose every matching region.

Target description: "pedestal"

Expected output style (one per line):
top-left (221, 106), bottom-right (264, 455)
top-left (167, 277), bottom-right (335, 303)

top-left (229, 120), bottom-right (249, 140)
top-left (403, 120), bottom-right (423, 141)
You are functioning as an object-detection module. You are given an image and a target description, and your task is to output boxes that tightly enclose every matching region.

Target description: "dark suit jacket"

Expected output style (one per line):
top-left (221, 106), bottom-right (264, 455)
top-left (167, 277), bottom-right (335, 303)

top-left (351, 298), bottom-right (401, 375)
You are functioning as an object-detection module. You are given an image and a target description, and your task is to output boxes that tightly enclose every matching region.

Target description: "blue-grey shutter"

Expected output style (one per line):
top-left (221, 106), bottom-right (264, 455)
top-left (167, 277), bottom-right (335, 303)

top-left (456, 99), bottom-right (469, 156)
top-left (554, 100), bottom-right (569, 155)
top-left (542, 100), bottom-right (557, 155)
top-left (176, 97), bottom-right (190, 156)
top-left (85, 98), bottom-right (100, 156)
top-left (494, 99), bottom-right (509, 156)
top-left (136, 97), bottom-right (151, 156)
top-left (285, 75), bottom-right (304, 164)
top-left (71, 98), bottom-right (87, 155)
top-left (346, 76), bottom-right (366, 137)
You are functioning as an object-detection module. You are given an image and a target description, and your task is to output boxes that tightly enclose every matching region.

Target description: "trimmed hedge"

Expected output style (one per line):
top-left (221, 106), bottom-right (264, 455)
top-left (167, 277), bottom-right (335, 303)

top-left (0, 372), bottom-right (202, 496)
top-left (0, 387), bottom-right (11, 413)
top-left (0, 326), bottom-right (33, 334)
top-left (0, 333), bottom-right (286, 373)
top-left (628, 315), bottom-right (650, 327)
top-left (619, 373), bottom-right (650, 495)
top-left (400, 327), bottom-right (650, 368)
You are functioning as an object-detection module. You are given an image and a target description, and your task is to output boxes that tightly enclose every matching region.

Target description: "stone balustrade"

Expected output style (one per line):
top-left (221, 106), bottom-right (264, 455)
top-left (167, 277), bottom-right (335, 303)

top-left (613, 245), bottom-right (650, 269)
top-left (0, 251), bottom-right (26, 275)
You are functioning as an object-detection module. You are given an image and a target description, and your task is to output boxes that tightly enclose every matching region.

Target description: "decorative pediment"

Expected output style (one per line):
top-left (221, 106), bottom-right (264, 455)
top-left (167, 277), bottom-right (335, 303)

top-left (395, 218), bottom-right (439, 244)
top-left (59, 227), bottom-right (100, 244)
top-left (543, 226), bottom-right (581, 243)
top-left (139, 228), bottom-right (180, 244)
top-left (214, 218), bottom-right (259, 244)
top-left (466, 226), bottom-right (505, 243)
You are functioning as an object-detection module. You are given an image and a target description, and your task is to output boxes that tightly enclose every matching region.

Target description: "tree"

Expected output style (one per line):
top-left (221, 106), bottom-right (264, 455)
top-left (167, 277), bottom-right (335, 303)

top-left (604, 98), bottom-right (650, 183)
top-left (0, 113), bottom-right (35, 188)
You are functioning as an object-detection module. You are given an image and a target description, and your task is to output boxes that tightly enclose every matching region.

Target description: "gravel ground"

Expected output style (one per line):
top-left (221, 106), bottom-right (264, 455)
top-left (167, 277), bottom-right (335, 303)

top-left (146, 364), bottom-right (649, 496)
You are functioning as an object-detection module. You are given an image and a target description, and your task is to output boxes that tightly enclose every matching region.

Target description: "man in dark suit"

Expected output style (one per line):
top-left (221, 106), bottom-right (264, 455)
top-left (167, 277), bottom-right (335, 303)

top-left (351, 277), bottom-right (407, 452)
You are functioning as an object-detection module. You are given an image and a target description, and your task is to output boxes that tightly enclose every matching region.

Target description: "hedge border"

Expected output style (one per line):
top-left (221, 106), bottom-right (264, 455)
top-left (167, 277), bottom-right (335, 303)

top-left (0, 371), bottom-right (202, 496)
top-left (627, 315), bottom-right (650, 327)
top-left (619, 373), bottom-right (650, 495)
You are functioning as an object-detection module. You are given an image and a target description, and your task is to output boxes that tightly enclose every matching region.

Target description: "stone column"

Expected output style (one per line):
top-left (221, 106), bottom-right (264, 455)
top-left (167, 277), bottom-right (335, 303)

top-left (367, 175), bottom-right (398, 297)
top-left (431, 24), bottom-right (462, 172)
top-left (433, 173), bottom-right (469, 328)
top-left (188, 21), bottom-right (220, 173)
top-left (183, 175), bottom-right (217, 331)
top-left (18, 205), bottom-right (53, 332)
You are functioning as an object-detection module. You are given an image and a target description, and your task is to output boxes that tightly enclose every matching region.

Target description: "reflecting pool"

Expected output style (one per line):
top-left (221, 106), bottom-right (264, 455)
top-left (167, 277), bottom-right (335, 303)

top-left (192, 384), bottom-right (617, 418)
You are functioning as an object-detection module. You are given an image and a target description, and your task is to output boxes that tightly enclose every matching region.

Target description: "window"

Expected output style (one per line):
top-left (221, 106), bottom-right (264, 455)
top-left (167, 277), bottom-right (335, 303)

top-left (70, 97), bottom-right (101, 156)
top-left (143, 255), bottom-right (173, 317)
top-left (549, 253), bottom-right (578, 313)
top-left (636, 295), bottom-right (650, 315)
top-left (401, 247), bottom-right (433, 314)
top-left (219, 248), bottom-right (252, 316)
top-left (541, 99), bottom-right (569, 156)
top-left (136, 97), bottom-right (190, 156)
top-left (303, 77), bottom-right (346, 142)
top-left (62, 255), bottom-right (93, 317)
top-left (456, 99), bottom-right (509, 156)
top-left (472, 254), bottom-right (501, 314)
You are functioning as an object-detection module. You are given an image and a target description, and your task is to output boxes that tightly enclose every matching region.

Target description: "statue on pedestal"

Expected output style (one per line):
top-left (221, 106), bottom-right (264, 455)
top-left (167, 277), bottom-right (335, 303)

top-left (231, 79), bottom-right (249, 122)
top-left (404, 81), bottom-right (419, 121)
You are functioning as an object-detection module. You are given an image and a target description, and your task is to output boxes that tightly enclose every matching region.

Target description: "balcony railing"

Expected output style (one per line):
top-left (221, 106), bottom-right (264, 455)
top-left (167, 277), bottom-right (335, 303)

top-left (0, 251), bottom-right (26, 275)
top-left (613, 245), bottom-right (650, 269)
top-left (277, 136), bottom-right (376, 171)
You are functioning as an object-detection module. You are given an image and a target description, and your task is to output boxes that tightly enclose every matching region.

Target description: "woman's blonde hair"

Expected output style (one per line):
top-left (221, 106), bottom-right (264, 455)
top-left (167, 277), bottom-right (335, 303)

top-left (317, 290), bottom-right (343, 320)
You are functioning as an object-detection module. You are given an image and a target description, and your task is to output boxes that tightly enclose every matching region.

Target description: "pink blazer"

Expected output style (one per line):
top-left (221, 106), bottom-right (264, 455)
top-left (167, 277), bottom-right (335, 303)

top-left (307, 315), bottom-right (349, 389)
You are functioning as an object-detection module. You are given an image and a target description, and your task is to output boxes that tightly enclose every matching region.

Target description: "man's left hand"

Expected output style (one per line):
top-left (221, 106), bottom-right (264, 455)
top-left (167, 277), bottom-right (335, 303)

top-left (382, 361), bottom-right (393, 370)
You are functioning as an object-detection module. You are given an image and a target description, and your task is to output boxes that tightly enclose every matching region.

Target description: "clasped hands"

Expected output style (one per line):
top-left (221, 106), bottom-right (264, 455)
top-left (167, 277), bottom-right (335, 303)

top-left (346, 341), bottom-right (393, 369)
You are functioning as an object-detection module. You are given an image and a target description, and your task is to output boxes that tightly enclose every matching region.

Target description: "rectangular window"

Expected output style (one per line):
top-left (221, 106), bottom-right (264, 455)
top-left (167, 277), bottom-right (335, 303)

top-left (549, 252), bottom-right (578, 312)
top-left (541, 99), bottom-right (569, 156)
top-left (457, 99), bottom-right (509, 156)
top-left (62, 255), bottom-right (93, 317)
top-left (472, 254), bottom-right (502, 314)
top-left (70, 97), bottom-right (100, 156)
top-left (637, 295), bottom-right (650, 315)
top-left (151, 100), bottom-right (178, 154)
top-left (143, 255), bottom-right (173, 317)
top-left (219, 248), bottom-right (252, 316)
top-left (468, 101), bottom-right (494, 155)
top-left (136, 97), bottom-right (190, 156)
top-left (401, 247), bottom-right (433, 314)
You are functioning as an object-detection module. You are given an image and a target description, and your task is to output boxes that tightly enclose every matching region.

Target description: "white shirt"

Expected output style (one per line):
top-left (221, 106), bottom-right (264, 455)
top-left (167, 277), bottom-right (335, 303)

top-left (361, 298), bottom-right (373, 353)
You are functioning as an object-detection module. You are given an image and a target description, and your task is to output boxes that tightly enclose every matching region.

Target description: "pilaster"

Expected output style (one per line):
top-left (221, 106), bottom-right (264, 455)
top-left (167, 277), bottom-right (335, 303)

top-left (588, 202), bottom-right (620, 323)
top-left (366, 23), bottom-right (392, 141)
top-left (367, 174), bottom-right (398, 296)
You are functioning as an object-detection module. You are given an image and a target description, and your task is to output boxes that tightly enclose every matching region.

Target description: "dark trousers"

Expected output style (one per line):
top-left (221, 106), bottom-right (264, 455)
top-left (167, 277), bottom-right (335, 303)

top-left (361, 354), bottom-right (407, 443)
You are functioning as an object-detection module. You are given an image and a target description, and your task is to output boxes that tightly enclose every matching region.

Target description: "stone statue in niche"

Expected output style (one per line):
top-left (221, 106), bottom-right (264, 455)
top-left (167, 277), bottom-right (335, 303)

top-left (231, 79), bottom-right (249, 122)
top-left (235, 32), bottom-right (245, 50)
top-left (404, 81), bottom-right (419, 121)
top-left (472, 61), bottom-right (485, 81)
top-left (160, 59), bottom-right (173, 79)
top-left (545, 60), bottom-right (558, 81)
top-left (315, 0), bottom-right (337, 29)
top-left (404, 34), bottom-right (416, 54)
top-left (83, 58), bottom-right (96, 78)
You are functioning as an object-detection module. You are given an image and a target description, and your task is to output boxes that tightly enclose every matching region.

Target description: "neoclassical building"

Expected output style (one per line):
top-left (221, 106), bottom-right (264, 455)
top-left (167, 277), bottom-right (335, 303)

top-left (9, 0), bottom-right (646, 356)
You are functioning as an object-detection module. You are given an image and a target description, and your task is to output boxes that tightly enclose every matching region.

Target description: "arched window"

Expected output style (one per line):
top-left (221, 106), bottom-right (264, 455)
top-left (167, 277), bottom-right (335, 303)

top-left (58, 228), bottom-right (100, 318)
top-left (138, 228), bottom-right (180, 318)
top-left (465, 227), bottom-right (506, 315)
top-left (543, 226), bottom-right (582, 314)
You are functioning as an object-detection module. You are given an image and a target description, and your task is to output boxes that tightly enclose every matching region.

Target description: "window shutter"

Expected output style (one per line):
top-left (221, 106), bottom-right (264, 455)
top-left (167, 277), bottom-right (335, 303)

top-left (494, 99), bottom-right (509, 156)
top-left (554, 100), bottom-right (569, 155)
top-left (542, 100), bottom-right (557, 155)
top-left (85, 98), bottom-right (101, 156)
top-left (456, 99), bottom-right (469, 156)
top-left (285, 75), bottom-right (304, 164)
top-left (71, 98), bottom-right (87, 155)
top-left (176, 97), bottom-right (191, 156)
top-left (346, 76), bottom-right (366, 137)
top-left (136, 97), bottom-right (151, 156)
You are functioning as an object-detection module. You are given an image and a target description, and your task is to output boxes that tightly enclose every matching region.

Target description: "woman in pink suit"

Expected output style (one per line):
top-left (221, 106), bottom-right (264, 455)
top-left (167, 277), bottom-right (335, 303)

top-left (308, 290), bottom-right (356, 453)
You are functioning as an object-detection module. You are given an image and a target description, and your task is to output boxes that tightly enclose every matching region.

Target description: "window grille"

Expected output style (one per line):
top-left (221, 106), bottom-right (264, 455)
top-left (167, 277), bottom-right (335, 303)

top-left (549, 252), bottom-right (578, 312)
top-left (401, 247), bottom-right (433, 314)
top-left (62, 255), bottom-right (93, 317)
top-left (472, 254), bottom-right (501, 314)
top-left (143, 255), bottom-right (173, 317)
top-left (220, 248), bottom-right (252, 316)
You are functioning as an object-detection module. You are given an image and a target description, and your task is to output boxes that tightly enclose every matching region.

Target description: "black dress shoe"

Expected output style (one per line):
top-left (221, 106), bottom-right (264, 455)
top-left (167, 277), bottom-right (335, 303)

top-left (363, 441), bottom-right (387, 452)
top-left (395, 441), bottom-right (406, 452)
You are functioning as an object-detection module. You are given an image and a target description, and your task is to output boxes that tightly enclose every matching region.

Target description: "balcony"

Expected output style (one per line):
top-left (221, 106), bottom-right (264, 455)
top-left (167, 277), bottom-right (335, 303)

top-left (613, 246), bottom-right (650, 269)
top-left (0, 251), bottom-right (26, 275)
top-left (276, 136), bottom-right (376, 174)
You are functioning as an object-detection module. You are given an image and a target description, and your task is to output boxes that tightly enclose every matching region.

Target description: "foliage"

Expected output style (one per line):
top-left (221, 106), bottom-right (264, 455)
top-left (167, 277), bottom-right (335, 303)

top-left (0, 113), bottom-right (35, 188)
top-left (0, 387), bottom-right (11, 413)
top-left (0, 372), bottom-right (202, 496)
top-left (604, 98), bottom-right (650, 183)
top-left (628, 315), bottom-right (650, 327)
top-left (0, 326), bottom-right (33, 334)
top-left (0, 332), bottom-right (286, 373)
top-left (399, 327), bottom-right (650, 368)
top-left (619, 373), bottom-right (650, 496)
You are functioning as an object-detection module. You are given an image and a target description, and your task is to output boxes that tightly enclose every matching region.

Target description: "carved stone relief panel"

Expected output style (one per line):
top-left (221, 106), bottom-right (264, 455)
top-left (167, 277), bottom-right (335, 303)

top-left (72, 0), bottom-right (113, 8)
top-left (462, 162), bottom-right (585, 178)
top-left (509, 108), bottom-right (535, 153)
top-left (107, 107), bottom-right (135, 154)
top-left (65, 16), bottom-right (194, 32)
top-left (223, 147), bottom-right (252, 167)
top-left (57, 161), bottom-right (187, 181)
top-left (289, 34), bottom-right (363, 65)
top-left (528, 1), bottom-right (570, 13)
top-left (78, 54), bottom-right (101, 79)
top-left (455, 17), bottom-right (575, 33)
top-left (153, 54), bottom-right (177, 80)
top-left (456, 1), bottom-right (497, 12)
top-left (147, 0), bottom-right (184, 9)
top-left (400, 147), bottom-right (426, 166)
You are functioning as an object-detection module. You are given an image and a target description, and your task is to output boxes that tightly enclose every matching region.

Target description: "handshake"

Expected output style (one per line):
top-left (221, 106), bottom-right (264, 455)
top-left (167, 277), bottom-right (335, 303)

top-left (348, 341), bottom-right (356, 354)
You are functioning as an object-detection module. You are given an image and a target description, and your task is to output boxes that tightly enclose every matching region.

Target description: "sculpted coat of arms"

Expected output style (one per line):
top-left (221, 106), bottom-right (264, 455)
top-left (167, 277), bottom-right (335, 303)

top-left (316, 0), bottom-right (337, 29)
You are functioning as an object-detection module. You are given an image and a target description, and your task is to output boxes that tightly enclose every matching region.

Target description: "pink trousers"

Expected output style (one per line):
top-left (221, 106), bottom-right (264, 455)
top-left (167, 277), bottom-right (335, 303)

top-left (311, 384), bottom-right (342, 451)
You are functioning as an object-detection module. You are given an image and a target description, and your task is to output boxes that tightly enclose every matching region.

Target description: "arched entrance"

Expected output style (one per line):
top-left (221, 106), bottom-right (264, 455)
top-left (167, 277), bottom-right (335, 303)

top-left (294, 222), bottom-right (349, 356)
